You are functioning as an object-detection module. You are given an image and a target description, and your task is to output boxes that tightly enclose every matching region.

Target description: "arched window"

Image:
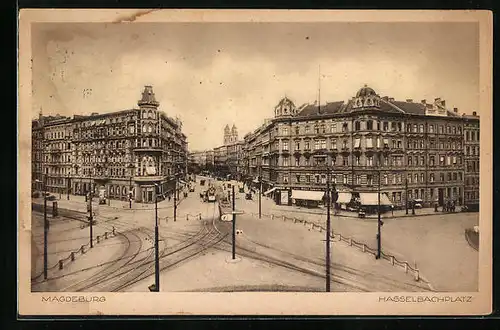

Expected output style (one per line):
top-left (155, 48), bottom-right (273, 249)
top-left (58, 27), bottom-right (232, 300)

top-left (354, 121), bottom-right (361, 131)
top-left (143, 111), bottom-right (147, 119)
top-left (149, 110), bottom-right (154, 119)
top-left (148, 125), bottom-right (152, 133)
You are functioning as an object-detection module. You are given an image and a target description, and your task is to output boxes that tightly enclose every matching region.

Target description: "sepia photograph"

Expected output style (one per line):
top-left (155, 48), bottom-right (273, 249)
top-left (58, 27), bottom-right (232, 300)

top-left (18, 9), bottom-right (492, 315)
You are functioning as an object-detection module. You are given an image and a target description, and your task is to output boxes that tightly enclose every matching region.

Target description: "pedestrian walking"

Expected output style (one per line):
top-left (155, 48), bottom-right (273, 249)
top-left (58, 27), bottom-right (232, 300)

top-left (391, 204), bottom-right (394, 216)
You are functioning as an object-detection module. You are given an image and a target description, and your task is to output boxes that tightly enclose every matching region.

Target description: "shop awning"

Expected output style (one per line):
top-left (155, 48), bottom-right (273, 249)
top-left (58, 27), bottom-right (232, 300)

top-left (336, 192), bottom-right (352, 204)
top-left (291, 190), bottom-right (325, 201)
top-left (359, 192), bottom-right (392, 206)
top-left (264, 187), bottom-right (277, 196)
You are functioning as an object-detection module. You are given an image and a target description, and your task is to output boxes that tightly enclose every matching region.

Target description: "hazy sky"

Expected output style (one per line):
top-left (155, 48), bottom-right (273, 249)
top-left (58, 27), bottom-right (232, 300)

top-left (32, 22), bottom-right (479, 151)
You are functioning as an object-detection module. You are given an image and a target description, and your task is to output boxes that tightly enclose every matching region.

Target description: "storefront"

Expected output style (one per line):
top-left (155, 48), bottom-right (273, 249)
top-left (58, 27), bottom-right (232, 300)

top-left (291, 190), bottom-right (325, 208)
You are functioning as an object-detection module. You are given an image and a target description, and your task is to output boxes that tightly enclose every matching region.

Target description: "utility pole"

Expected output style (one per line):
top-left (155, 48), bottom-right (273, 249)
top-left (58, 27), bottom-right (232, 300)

top-left (232, 185), bottom-right (236, 260)
top-left (325, 169), bottom-right (331, 292)
top-left (43, 175), bottom-right (48, 280)
top-left (376, 171), bottom-right (381, 259)
top-left (67, 173), bottom-right (70, 200)
top-left (405, 176), bottom-right (409, 215)
top-left (154, 184), bottom-right (160, 292)
top-left (258, 165), bottom-right (262, 219)
top-left (173, 174), bottom-right (177, 222)
top-left (89, 170), bottom-right (93, 248)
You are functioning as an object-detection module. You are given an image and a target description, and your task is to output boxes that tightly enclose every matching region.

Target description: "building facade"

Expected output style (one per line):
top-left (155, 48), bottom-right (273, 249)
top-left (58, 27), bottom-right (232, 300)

top-left (463, 113), bottom-right (480, 209)
top-left (31, 86), bottom-right (189, 203)
top-left (241, 85), bottom-right (480, 209)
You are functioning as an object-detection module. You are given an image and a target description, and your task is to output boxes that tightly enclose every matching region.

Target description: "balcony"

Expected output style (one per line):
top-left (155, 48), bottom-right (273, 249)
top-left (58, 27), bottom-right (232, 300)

top-left (133, 146), bottom-right (163, 153)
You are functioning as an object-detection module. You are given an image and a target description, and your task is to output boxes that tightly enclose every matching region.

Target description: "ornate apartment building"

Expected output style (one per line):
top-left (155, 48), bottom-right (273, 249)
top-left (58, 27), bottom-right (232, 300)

top-left (242, 85), bottom-right (480, 209)
top-left (463, 113), bottom-right (480, 210)
top-left (31, 86), bottom-right (189, 203)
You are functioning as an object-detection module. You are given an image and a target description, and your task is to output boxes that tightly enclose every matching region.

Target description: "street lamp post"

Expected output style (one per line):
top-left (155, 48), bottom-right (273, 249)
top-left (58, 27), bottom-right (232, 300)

top-left (376, 170), bottom-right (381, 259)
top-left (127, 163), bottom-right (135, 209)
top-left (35, 176), bottom-right (49, 280)
top-left (325, 169), bottom-right (331, 292)
top-left (258, 165), bottom-right (262, 219)
top-left (152, 183), bottom-right (161, 292)
top-left (88, 166), bottom-right (96, 249)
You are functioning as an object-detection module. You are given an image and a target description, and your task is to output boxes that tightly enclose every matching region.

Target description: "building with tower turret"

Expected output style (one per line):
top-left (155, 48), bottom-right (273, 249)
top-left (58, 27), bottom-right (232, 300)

top-left (31, 86), bottom-right (188, 204)
top-left (242, 84), bottom-right (480, 210)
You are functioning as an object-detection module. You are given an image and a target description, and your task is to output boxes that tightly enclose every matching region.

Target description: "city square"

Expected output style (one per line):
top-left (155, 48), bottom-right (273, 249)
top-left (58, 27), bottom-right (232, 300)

top-left (29, 21), bottom-right (481, 294)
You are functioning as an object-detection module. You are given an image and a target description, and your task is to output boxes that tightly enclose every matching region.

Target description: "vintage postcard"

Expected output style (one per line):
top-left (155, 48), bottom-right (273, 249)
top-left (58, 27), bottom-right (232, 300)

top-left (18, 9), bottom-right (492, 316)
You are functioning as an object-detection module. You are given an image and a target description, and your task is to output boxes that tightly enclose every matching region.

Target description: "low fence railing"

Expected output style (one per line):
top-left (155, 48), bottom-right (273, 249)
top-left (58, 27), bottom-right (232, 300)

top-left (249, 211), bottom-right (422, 282)
top-left (31, 227), bottom-right (119, 282)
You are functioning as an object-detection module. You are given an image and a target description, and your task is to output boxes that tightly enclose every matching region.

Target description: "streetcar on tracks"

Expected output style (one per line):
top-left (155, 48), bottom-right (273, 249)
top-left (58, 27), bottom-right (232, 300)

top-left (207, 186), bottom-right (216, 202)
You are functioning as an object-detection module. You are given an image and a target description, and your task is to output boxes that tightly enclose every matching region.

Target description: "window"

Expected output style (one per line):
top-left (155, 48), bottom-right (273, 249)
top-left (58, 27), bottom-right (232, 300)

top-left (355, 156), bottom-right (360, 166)
top-left (383, 138), bottom-right (389, 148)
top-left (283, 157), bottom-right (289, 166)
top-left (283, 141), bottom-right (289, 151)
top-left (452, 156), bottom-right (457, 164)
top-left (414, 173), bottom-right (419, 182)
top-left (331, 139), bottom-right (337, 149)
top-left (342, 156), bottom-right (348, 166)
top-left (408, 156), bottom-right (412, 166)
top-left (366, 137), bottom-right (373, 148)
top-left (421, 173), bottom-right (425, 182)
top-left (366, 156), bottom-right (373, 166)
top-left (440, 156), bottom-right (445, 166)
top-left (355, 121), bottom-right (361, 131)
top-left (321, 175), bottom-right (327, 184)
top-left (397, 122), bottom-right (402, 131)
top-left (397, 140), bottom-right (402, 148)
top-left (356, 175), bottom-right (361, 185)
top-left (367, 120), bottom-right (373, 130)
top-left (430, 173), bottom-right (435, 182)
top-left (367, 174), bottom-right (373, 185)
top-left (391, 122), bottom-right (397, 131)
top-left (458, 172), bottom-right (462, 181)
top-left (306, 175), bottom-right (311, 183)
top-left (439, 125), bottom-right (444, 134)
top-left (314, 140), bottom-right (320, 150)
top-left (343, 175), bottom-right (348, 184)
top-left (321, 139), bottom-right (326, 149)
top-left (283, 175), bottom-right (289, 183)
top-left (295, 126), bottom-right (300, 135)
top-left (384, 175), bottom-right (388, 185)
top-left (383, 122), bottom-right (389, 131)
top-left (331, 156), bottom-right (336, 166)
top-left (296, 175), bottom-right (301, 183)
top-left (447, 173), bottom-right (451, 181)
top-left (305, 141), bottom-right (310, 150)
top-left (453, 172), bottom-right (457, 181)
top-left (377, 121), bottom-right (381, 130)
top-left (419, 124), bottom-right (424, 133)
top-left (330, 123), bottom-right (336, 133)
top-left (342, 123), bottom-right (348, 132)
top-left (295, 142), bottom-right (300, 150)
top-left (305, 126), bottom-right (310, 134)
top-left (321, 124), bottom-right (326, 133)
top-left (342, 139), bottom-right (348, 149)
top-left (282, 127), bottom-right (288, 135)
top-left (314, 126), bottom-right (320, 134)
top-left (354, 138), bottom-right (361, 149)
top-left (305, 157), bottom-right (310, 166)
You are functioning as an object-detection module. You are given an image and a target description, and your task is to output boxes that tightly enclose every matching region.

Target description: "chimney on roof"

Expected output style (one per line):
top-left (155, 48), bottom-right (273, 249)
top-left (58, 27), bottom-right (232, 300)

top-left (441, 100), bottom-right (446, 107)
top-left (473, 111), bottom-right (477, 116)
top-left (453, 107), bottom-right (458, 113)
top-left (406, 99), bottom-right (413, 103)
top-left (389, 97), bottom-right (395, 102)
top-left (421, 99), bottom-right (426, 104)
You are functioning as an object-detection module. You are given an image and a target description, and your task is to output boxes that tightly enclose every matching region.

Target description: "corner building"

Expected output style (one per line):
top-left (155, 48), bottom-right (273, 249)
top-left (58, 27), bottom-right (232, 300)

top-left (243, 85), bottom-right (480, 209)
top-left (32, 86), bottom-right (188, 203)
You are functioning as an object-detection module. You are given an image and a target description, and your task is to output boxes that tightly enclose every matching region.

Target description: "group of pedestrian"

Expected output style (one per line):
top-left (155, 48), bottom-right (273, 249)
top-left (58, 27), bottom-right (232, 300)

top-left (443, 199), bottom-right (457, 213)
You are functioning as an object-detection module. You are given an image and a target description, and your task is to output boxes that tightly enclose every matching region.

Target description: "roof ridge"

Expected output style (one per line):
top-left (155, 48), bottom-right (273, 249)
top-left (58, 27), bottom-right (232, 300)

top-left (379, 98), bottom-right (406, 113)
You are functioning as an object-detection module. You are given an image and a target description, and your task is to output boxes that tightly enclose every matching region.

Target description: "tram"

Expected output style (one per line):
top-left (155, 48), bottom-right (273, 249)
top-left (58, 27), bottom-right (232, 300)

top-left (207, 186), bottom-right (216, 202)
